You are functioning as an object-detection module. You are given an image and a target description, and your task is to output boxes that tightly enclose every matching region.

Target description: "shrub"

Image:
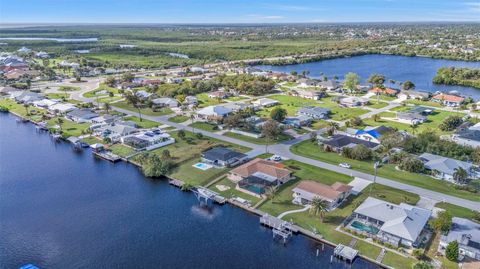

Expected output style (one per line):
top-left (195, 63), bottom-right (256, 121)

top-left (445, 241), bottom-right (459, 262)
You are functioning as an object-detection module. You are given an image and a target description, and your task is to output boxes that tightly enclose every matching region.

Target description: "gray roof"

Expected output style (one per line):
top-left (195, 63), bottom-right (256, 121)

top-left (354, 197), bottom-right (431, 242)
top-left (457, 129), bottom-right (480, 142)
top-left (441, 217), bottom-right (480, 252)
top-left (197, 105), bottom-right (232, 117)
top-left (419, 153), bottom-right (473, 176)
top-left (67, 109), bottom-right (99, 120)
top-left (298, 106), bottom-right (331, 118)
top-left (323, 134), bottom-right (379, 149)
top-left (202, 147), bottom-right (246, 162)
top-left (152, 97), bottom-right (178, 106)
top-left (397, 112), bottom-right (427, 121)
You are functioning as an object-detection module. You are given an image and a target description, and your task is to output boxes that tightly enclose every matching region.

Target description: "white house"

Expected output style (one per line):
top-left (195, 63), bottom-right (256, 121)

top-left (292, 180), bottom-right (352, 210)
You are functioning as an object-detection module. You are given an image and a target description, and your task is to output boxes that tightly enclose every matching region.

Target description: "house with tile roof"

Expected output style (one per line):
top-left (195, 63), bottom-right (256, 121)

top-left (349, 197), bottom-right (431, 247)
top-left (432, 93), bottom-right (465, 107)
top-left (292, 180), bottom-right (352, 210)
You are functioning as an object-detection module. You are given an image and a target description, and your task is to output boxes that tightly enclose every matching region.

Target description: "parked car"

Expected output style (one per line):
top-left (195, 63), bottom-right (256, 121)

top-left (270, 155), bottom-right (282, 162)
top-left (339, 163), bottom-right (351, 169)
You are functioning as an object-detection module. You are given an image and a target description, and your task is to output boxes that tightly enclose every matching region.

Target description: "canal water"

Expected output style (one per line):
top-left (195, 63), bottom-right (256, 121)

top-left (256, 54), bottom-right (480, 99)
top-left (0, 113), bottom-right (380, 269)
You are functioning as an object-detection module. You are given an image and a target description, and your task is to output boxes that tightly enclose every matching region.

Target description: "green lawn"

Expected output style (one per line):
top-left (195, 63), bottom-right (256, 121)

top-left (369, 95), bottom-right (397, 101)
top-left (168, 115), bottom-right (189, 123)
top-left (168, 158), bottom-right (229, 186)
top-left (403, 99), bottom-right (443, 108)
top-left (290, 140), bottom-right (480, 202)
top-left (109, 144), bottom-right (135, 157)
top-left (81, 136), bottom-right (102, 145)
top-left (47, 117), bottom-right (90, 138)
top-left (123, 116), bottom-right (160, 128)
top-left (98, 96), bottom-right (123, 103)
top-left (46, 93), bottom-right (70, 100)
top-left (208, 177), bottom-right (261, 205)
top-left (196, 93), bottom-right (226, 108)
top-left (0, 98), bottom-right (47, 122)
top-left (83, 83), bottom-right (119, 98)
top-left (226, 96), bottom-right (249, 102)
top-left (58, 85), bottom-right (80, 91)
top-left (368, 101), bottom-right (389, 109)
top-left (112, 101), bottom-right (173, 116)
top-left (189, 122), bottom-right (219, 132)
top-left (258, 159), bottom-right (418, 269)
top-left (435, 202), bottom-right (479, 220)
top-left (223, 131), bottom-right (291, 145)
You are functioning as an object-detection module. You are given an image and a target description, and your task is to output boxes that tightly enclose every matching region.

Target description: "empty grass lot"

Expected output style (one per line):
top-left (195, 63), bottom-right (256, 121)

top-left (123, 116), bottom-right (160, 128)
top-left (112, 101), bottom-right (173, 116)
top-left (168, 115), bottom-right (189, 123)
top-left (223, 131), bottom-right (292, 145)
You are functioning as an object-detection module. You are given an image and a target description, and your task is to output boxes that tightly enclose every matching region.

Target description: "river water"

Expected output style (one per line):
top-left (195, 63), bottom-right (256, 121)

top-left (256, 54), bottom-right (480, 99)
top-left (0, 113), bottom-right (379, 269)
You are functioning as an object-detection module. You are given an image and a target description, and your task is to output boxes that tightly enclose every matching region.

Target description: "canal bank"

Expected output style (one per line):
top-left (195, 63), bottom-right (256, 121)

top-left (0, 112), bottom-right (382, 269)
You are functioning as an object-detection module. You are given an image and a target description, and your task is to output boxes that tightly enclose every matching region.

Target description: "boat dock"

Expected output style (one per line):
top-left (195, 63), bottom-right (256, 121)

top-left (191, 186), bottom-right (226, 205)
top-left (333, 244), bottom-right (358, 263)
top-left (169, 178), bottom-right (185, 188)
top-left (260, 214), bottom-right (299, 233)
top-left (93, 151), bottom-right (121, 162)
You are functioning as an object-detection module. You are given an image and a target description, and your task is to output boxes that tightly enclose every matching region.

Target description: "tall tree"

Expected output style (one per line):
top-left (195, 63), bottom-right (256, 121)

top-left (344, 72), bottom-right (360, 93)
top-left (261, 120), bottom-right (281, 153)
top-left (125, 91), bottom-right (143, 122)
top-left (402, 80), bottom-right (415, 90)
top-left (270, 107), bottom-right (287, 122)
top-left (453, 167), bottom-right (468, 184)
top-left (367, 73), bottom-right (386, 88)
top-left (309, 198), bottom-right (329, 222)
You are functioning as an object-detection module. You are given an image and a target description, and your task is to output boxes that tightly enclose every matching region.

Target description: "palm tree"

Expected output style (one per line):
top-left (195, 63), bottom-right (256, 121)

top-left (328, 121), bottom-right (339, 135)
top-left (309, 198), bottom-right (329, 222)
top-left (453, 167), bottom-right (468, 184)
top-left (23, 103), bottom-right (30, 116)
top-left (56, 117), bottom-right (64, 132)
top-left (265, 186), bottom-right (277, 201)
top-left (104, 102), bottom-right (111, 114)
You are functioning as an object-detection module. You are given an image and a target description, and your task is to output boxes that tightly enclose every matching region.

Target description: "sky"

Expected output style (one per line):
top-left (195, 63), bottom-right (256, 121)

top-left (0, 0), bottom-right (479, 24)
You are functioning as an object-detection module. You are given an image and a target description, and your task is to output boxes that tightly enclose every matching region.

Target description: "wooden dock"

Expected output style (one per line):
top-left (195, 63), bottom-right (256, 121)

top-left (168, 178), bottom-right (185, 188)
top-left (192, 186), bottom-right (226, 205)
top-left (334, 244), bottom-right (358, 263)
top-left (93, 151), bottom-right (121, 162)
top-left (260, 214), bottom-right (299, 233)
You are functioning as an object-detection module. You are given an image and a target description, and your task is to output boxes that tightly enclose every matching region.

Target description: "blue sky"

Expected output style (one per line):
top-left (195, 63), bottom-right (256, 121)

top-left (0, 0), bottom-right (479, 23)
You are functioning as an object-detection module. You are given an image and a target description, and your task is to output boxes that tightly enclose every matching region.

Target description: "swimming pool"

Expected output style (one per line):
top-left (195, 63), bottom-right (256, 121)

top-left (192, 163), bottom-right (213, 171)
top-left (350, 221), bottom-right (380, 234)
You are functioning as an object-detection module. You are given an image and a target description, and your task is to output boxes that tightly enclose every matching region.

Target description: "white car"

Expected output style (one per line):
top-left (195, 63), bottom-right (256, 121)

top-left (270, 155), bottom-right (282, 162)
top-left (339, 163), bottom-right (351, 169)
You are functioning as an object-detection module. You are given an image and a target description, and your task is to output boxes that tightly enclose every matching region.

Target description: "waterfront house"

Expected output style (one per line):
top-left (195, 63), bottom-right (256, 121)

top-left (396, 112), bottom-right (427, 125)
top-left (432, 93), bottom-right (464, 107)
top-left (297, 106), bottom-right (331, 120)
top-left (321, 134), bottom-right (380, 152)
top-left (419, 153), bottom-right (478, 183)
top-left (11, 91), bottom-right (44, 104)
top-left (438, 217), bottom-right (480, 260)
top-left (97, 123), bottom-right (138, 142)
top-left (32, 99), bottom-right (57, 109)
top-left (369, 87), bottom-right (399, 96)
top-left (297, 78), bottom-right (317, 87)
top-left (48, 103), bottom-right (77, 114)
top-left (252, 98), bottom-right (279, 108)
top-left (350, 197), bottom-right (431, 247)
top-left (398, 90), bottom-right (431, 101)
top-left (292, 180), bottom-right (352, 210)
top-left (201, 147), bottom-right (248, 168)
top-left (228, 158), bottom-right (292, 197)
top-left (318, 80), bottom-right (339, 91)
top-left (121, 129), bottom-right (175, 151)
top-left (152, 97), bottom-right (178, 108)
top-left (338, 96), bottom-right (369, 107)
top-left (66, 109), bottom-right (99, 123)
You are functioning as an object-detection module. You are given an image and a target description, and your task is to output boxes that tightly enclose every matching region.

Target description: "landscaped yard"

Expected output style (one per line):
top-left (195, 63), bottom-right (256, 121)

top-left (208, 177), bottom-right (262, 205)
top-left (46, 92), bottom-right (70, 100)
top-left (109, 144), bottom-right (135, 157)
top-left (81, 136), bottom-right (103, 145)
top-left (258, 159), bottom-right (418, 269)
top-left (83, 83), bottom-right (119, 98)
top-left (0, 98), bottom-right (47, 122)
top-left (403, 99), bottom-right (443, 108)
top-left (435, 202), bottom-right (479, 220)
top-left (367, 101), bottom-right (389, 109)
top-left (123, 116), bottom-right (160, 128)
top-left (223, 131), bottom-right (292, 145)
top-left (168, 158), bottom-right (229, 186)
top-left (168, 115), bottom-right (189, 123)
top-left (189, 121), bottom-right (219, 132)
top-left (46, 117), bottom-right (90, 138)
top-left (290, 140), bottom-right (480, 202)
top-left (112, 101), bottom-right (173, 116)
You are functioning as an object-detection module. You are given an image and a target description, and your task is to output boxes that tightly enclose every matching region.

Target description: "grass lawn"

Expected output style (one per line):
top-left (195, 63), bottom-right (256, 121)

top-left (46, 93), bottom-right (70, 100)
top-left (435, 202), bottom-right (479, 220)
top-left (83, 83), bottom-right (119, 98)
top-left (47, 117), bottom-right (90, 138)
top-left (98, 96), bottom-right (123, 103)
top-left (258, 160), bottom-right (418, 269)
top-left (425, 231), bottom-right (458, 269)
top-left (226, 96), bottom-right (249, 102)
top-left (404, 99), bottom-right (443, 108)
top-left (123, 116), bottom-right (160, 128)
top-left (311, 120), bottom-right (330, 129)
top-left (0, 98), bottom-right (47, 122)
top-left (112, 101), bottom-right (172, 116)
top-left (189, 121), bottom-right (218, 132)
top-left (209, 177), bottom-right (261, 205)
top-left (168, 158), bottom-right (229, 186)
top-left (369, 95), bottom-right (397, 101)
top-left (168, 115), bottom-right (189, 123)
top-left (109, 144), bottom-right (135, 157)
top-left (290, 140), bottom-right (480, 202)
top-left (368, 102), bottom-right (389, 109)
top-left (223, 131), bottom-right (292, 145)
top-left (196, 93), bottom-right (225, 108)
top-left (81, 136), bottom-right (102, 145)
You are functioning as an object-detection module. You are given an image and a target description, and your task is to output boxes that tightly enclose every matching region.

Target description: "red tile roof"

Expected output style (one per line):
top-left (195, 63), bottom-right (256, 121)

top-left (294, 180), bottom-right (352, 201)
top-left (432, 93), bottom-right (464, 103)
top-left (230, 158), bottom-right (290, 179)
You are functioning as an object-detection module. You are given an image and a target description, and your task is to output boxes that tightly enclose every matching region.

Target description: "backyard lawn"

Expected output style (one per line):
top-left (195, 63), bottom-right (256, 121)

top-left (112, 101), bottom-right (173, 116)
top-left (223, 131), bottom-right (292, 145)
top-left (196, 93), bottom-right (226, 108)
top-left (168, 158), bottom-right (229, 186)
top-left (109, 144), bottom-right (135, 157)
top-left (47, 117), bottom-right (90, 138)
top-left (0, 98), bottom-right (47, 122)
top-left (123, 116), bottom-right (160, 128)
top-left (367, 101), bottom-right (389, 109)
top-left (189, 121), bottom-right (218, 132)
top-left (208, 177), bottom-right (262, 205)
top-left (290, 140), bottom-right (480, 202)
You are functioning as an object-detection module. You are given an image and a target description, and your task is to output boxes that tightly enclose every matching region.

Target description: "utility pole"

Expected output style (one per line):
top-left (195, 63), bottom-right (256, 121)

top-left (369, 161), bottom-right (379, 197)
